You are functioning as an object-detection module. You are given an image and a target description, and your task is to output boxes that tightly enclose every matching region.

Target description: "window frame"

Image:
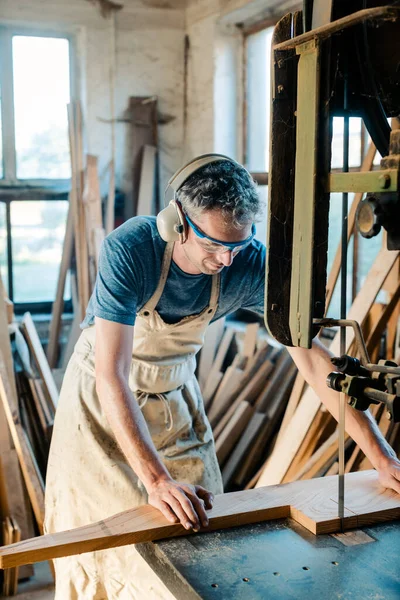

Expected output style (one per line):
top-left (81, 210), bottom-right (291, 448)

top-left (0, 26), bottom-right (76, 313)
top-left (0, 26), bottom-right (76, 187)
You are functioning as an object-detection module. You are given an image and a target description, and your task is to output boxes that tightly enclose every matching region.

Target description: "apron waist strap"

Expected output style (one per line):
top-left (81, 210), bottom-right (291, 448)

top-left (136, 391), bottom-right (174, 432)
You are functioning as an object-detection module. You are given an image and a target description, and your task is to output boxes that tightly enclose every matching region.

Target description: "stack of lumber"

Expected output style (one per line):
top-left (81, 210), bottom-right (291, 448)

top-left (199, 321), bottom-right (299, 490)
top-left (47, 102), bottom-right (107, 370)
top-left (0, 286), bottom-right (58, 595)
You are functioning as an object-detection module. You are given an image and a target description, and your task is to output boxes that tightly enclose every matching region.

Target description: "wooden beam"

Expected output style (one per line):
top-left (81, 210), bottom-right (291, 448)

top-left (21, 313), bottom-right (59, 413)
top-left (46, 202), bottom-right (74, 369)
top-left (0, 470), bottom-right (399, 569)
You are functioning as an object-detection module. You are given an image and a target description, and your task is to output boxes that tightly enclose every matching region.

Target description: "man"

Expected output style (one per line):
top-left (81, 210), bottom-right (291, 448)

top-left (45, 155), bottom-right (400, 599)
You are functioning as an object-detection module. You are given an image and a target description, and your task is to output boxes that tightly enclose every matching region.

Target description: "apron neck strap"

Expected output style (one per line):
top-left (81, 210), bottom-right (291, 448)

top-left (144, 242), bottom-right (221, 313)
top-left (144, 242), bottom-right (174, 312)
top-left (209, 273), bottom-right (220, 310)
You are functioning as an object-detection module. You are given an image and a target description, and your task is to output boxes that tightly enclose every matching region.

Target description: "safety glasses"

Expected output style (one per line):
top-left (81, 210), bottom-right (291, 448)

top-left (185, 214), bottom-right (255, 254)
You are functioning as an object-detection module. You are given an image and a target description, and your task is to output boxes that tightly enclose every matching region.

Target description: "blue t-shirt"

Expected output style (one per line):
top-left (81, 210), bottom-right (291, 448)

top-left (82, 216), bottom-right (265, 328)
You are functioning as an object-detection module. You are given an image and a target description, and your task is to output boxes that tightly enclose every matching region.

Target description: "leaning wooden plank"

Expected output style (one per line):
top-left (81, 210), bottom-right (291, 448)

top-left (224, 411), bottom-right (268, 488)
top-left (202, 327), bottom-right (235, 405)
top-left (137, 145), bottom-right (157, 216)
top-left (198, 319), bottom-right (225, 392)
top-left (0, 277), bottom-right (13, 453)
top-left (8, 517), bottom-right (21, 595)
top-left (256, 247), bottom-right (399, 488)
top-left (242, 323), bottom-right (259, 358)
top-left (1, 470), bottom-right (399, 569)
top-left (0, 285), bottom-right (35, 579)
top-left (215, 400), bottom-right (253, 466)
top-left (47, 202), bottom-right (74, 369)
top-left (0, 358), bottom-right (45, 532)
top-left (105, 159), bottom-right (115, 235)
top-left (213, 358), bottom-right (274, 439)
top-left (21, 313), bottom-right (59, 413)
top-left (224, 363), bottom-right (297, 488)
top-left (208, 366), bottom-right (244, 428)
top-left (274, 372), bottom-right (304, 446)
top-left (2, 517), bottom-right (12, 596)
top-left (0, 450), bottom-right (34, 581)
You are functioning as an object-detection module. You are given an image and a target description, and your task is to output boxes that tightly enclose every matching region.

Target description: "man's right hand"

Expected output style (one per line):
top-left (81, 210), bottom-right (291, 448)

top-left (147, 479), bottom-right (214, 532)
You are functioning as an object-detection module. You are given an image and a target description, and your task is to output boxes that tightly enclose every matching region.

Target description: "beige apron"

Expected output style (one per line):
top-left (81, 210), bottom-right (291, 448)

top-left (45, 242), bottom-right (223, 600)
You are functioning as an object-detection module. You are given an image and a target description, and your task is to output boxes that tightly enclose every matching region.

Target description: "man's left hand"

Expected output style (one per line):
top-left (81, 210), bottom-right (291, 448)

top-left (378, 457), bottom-right (400, 494)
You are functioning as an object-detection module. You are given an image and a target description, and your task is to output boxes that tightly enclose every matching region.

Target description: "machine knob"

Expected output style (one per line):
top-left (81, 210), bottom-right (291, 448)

top-left (356, 196), bottom-right (382, 239)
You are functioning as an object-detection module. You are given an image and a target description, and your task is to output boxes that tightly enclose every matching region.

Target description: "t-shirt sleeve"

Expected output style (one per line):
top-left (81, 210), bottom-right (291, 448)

top-left (92, 236), bottom-right (138, 326)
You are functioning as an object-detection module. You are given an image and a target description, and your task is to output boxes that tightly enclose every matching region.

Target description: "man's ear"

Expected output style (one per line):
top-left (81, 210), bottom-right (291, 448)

top-left (175, 200), bottom-right (188, 244)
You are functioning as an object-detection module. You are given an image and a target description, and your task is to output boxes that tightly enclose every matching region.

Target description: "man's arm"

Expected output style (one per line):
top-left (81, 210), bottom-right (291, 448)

top-left (287, 338), bottom-right (400, 494)
top-left (94, 317), bottom-right (212, 531)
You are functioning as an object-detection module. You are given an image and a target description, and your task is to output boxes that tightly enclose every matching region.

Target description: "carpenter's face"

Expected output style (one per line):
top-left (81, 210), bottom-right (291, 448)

top-left (182, 209), bottom-right (253, 275)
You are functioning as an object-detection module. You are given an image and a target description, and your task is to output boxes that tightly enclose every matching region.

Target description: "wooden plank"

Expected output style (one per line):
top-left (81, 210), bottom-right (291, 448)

top-left (83, 154), bottom-right (103, 291)
top-left (21, 313), bottom-right (59, 413)
top-left (0, 356), bottom-right (45, 532)
top-left (137, 145), bottom-right (157, 216)
top-left (67, 103), bottom-right (90, 319)
top-left (228, 363), bottom-right (297, 488)
top-left (213, 359), bottom-right (274, 440)
top-left (47, 202), bottom-right (74, 369)
top-left (274, 372), bottom-right (304, 446)
top-left (0, 276), bottom-right (13, 453)
top-left (1, 470), bottom-right (399, 569)
top-left (223, 411), bottom-right (267, 488)
top-left (215, 401), bottom-right (253, 466)
top-left (2, 517), bottom-right (12, 596)
top-left (203, 371), bottom-right (223, 410)
top-left (129, 97), bottom-right (158, 218)
top-left (256, 247), bottom-right (399, 488)
top-left (242, 323), bottom-right (259, 358)
top-left (208, 367), bottom-right (244, 428)
top-left (198, 319), bottom-right (225, 392)
top-left (105, 159), bottom-right (115, 235)
top-left (8, 517), bottom-right (21, 595)
top-left (203, 327), bottom-right (235, 407)
top-left (282, 409), bottom-right (333, 483)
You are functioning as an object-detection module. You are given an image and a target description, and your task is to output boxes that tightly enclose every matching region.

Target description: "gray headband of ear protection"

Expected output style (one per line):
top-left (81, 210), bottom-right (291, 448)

top-left (166, 153), bottom-right (239, 195)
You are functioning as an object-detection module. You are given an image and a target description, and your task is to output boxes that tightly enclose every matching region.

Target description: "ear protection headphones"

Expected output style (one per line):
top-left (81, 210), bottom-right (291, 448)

top-left (156, 153), bottom-right (240, 243)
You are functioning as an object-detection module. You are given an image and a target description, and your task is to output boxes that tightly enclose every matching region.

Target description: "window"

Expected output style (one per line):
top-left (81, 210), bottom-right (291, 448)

top-left (0, 30), bottom-right (72, 311)
top-left (244, 25), bottom-right (274, 246)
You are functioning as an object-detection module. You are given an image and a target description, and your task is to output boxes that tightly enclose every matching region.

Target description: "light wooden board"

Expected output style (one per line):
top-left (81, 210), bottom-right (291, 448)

top-left (256, 247), bottom-right (399, 488)
top-left (137, 145), bottom-right (157, 216)
top-left (21, 313), bottom-right (59, 413)
top-left (198, 319), bottom-right (225, 391)
top-left (47, 202), bottom-right (74, 369)
top-left (1, 470), bottom-right (399, 569)
top-left (0, 356), bottom-right (45, 531)
top-left (215, 400), bottom-right (253, 465)
top-left (214, 358), bottom-right (274, 439)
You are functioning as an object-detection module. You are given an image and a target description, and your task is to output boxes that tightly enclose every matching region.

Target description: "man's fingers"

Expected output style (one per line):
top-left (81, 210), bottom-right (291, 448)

top-left (388, 475), bottom-right (400, 495)
top-left (172, 489), bottom-right (201, 530)
top-left (159, 501), bottom-right (180, 524)
top-left (195, 486), bottom-right (214, 510)
top-left (189, 494), bottom-right (209, 528)
top-left (149, 497), bottom-right (179, 524)
top-left (166, 493), bottom-right (198, 530)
